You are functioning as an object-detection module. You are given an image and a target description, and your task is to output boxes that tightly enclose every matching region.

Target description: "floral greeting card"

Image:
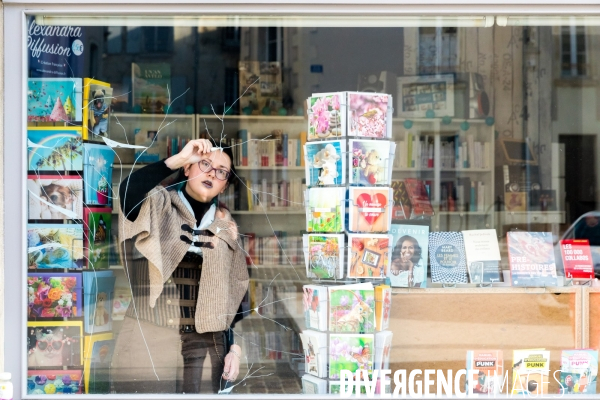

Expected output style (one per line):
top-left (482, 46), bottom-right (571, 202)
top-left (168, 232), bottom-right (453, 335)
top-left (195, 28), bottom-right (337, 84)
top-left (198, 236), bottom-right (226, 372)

top-left (328, 282), bottom-right (375, 333)
top-left (303, 234), bottom-right (345, 279)
top-left (348, 93), bottom-right (392, 138)
top-left (28, 273), bottom-right (82, 318)
top-left (329, 333), bottom-right (375, 380)
top-left (348, 187), bottom-right (392, 232)
top-left (349, 140), bottom-right (395, 186)
top-left (27, 224), bottom-right (84, 269)
top-left (306, 187), bottom-right (346, 233)
top-left (347, 234), bottom-right (391, 278)
top-left (307, 93), bottom-right (346, 141)
top-left (304, 140), bottom-right (346, 186)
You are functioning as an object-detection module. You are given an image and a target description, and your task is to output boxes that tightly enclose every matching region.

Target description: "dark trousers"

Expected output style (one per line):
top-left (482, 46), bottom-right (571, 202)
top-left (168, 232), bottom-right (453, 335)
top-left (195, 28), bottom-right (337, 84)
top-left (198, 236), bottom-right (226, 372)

top-left (180, 330), bottom-right (228, 394)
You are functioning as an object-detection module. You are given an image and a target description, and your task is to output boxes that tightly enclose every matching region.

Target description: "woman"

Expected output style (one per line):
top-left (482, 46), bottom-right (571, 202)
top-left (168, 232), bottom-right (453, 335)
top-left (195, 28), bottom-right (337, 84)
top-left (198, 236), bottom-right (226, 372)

top-left (389, 235), bottom-right (424, 287)
top-left (113, 138), bottom-right (249, 394)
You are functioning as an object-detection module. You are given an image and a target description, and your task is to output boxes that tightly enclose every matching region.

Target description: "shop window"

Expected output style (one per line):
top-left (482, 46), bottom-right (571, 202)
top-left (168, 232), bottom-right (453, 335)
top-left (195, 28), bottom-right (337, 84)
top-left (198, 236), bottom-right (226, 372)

top-left (105, 26), bottom-right (123, 54)
top-left (560, 25), bottom-right (588, 77)
top-left (418, 27), bottom-right (458, 74)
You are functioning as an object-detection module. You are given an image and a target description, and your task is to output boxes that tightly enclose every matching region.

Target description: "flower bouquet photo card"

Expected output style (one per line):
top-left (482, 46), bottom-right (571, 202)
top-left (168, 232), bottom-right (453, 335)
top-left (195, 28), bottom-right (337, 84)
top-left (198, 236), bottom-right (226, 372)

top-left (27, 321), bottom-right (83, 368)
top-left (302, 284), bottom-right (328, 331)
top-left (27, 78), bottom-right (83, 123)
top-left (507, 232), bottom-right (558, 287)
top-left (304, 140), bottom-right (346, 186)
top-left (347, 92), bottom-right (393, 139)
top-left (347, 234), bottom-right (391, 278)
top-left (27, 224), bottom-right (84, 269)
top-left (329, 333), bottom-right (375, 380)
top-left (28, 175), bottom-right (83, 220)
top-left (300, 330), bottom-right (328, 378)
top-left (389, 224), bottom-right (429, 288)
top-left (28, 273), bottom-right (82, 319)
top-left (303, 234), bottom-right (345, 279)
top-left (307, 93), bottom-right (346, 141)
top-left (83, 208), bottom-right (112, 270)
top-left (348, 187), bottom-right (392, 233)
top-left (328, 282), bottom-right (375, 333)
top-left (82, 78), bottom-right (112, 141)
top-left (349, 140), bottom-right (395, 186)
top-left (305, 187), bottom-right (346, 233)
top-left (27, 370), bottom-right (83, 395)
top-left (374, 330), bottom-right (393, 372)
top-left (83, 144), bottom-right (115, 206)
top-left (462, 229), bottom-right (503, 284)
top-left (83, 271), bottom-right (116, 334)
top-left (28, 127), bottom-right (83, 172)
top-left (428, 231), bottom-right (468, 284)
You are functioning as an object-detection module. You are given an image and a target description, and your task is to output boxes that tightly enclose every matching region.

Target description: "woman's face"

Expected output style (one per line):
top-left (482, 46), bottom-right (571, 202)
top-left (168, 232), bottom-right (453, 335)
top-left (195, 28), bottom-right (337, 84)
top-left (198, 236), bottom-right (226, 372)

top-left (184, 151), bottom-right (231, 203)
top-left (400, 240), bottom-right (415, 261)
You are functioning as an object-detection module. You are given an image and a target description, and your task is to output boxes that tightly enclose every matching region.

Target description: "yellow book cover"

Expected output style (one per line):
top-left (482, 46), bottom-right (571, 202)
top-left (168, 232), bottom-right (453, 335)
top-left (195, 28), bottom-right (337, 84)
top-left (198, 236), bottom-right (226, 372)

top-left (511, 349), bottom-right (549, 395)
top-left (375, 284), bottom-right (391, 331)
top-left (83, 332), bottom-right (114, 394)
top-left (82, 78), bottom-right (112, 141)
top-left (300, 131), bottom-right (307, 166)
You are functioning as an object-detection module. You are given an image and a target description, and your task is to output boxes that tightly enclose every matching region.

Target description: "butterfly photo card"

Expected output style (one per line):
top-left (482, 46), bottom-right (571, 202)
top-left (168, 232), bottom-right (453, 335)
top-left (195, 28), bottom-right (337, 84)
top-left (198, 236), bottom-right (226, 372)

top-left (27, 224), bottom-right (84, 270)
top-left (349, 139), bottom-right (395, 186)
top-left (304, 140), bottom-right (346, 187)
top-left (83, 208), bottom-right (112, 270)
top-left (329, 333), bottom-right (375, 380)
top-left (347, 234), bottom-right (391, 279)
top-left (348, 187), bottom-right (393, 233)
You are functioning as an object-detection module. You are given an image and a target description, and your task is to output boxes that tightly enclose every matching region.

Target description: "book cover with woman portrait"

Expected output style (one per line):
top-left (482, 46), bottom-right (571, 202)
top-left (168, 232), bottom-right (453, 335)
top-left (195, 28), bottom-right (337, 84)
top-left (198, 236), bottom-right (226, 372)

top-left (388, 224), bottom-right (429, 287)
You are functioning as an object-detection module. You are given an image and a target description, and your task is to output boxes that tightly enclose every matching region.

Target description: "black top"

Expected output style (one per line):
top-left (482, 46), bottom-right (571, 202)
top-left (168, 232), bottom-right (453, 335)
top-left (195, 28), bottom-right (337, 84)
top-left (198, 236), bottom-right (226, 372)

top-left (119, 160), bottom-right (212, 223)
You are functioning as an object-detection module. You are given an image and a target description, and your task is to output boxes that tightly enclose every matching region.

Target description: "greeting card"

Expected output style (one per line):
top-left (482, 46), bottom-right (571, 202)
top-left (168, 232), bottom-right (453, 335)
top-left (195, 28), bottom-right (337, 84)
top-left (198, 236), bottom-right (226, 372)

top-left (302, 284), bottom-right (328, 331)
top-left (348, 187), bottom-right (392, 232)
top-left (306, 187), bottom-right (346, 233)
top-left (304, 140), bottom-right (346, 186)
top-left (375, 284), bottom-right (391, 331)
top-left (28, 175), bottom-right (83, 220)
top-left (111, 288), bottom-right (132, 321)
top-left (349, 139), bottom-right (394, 186)
top-left (347, 92), bottom-right (393, 139)
top-left (82, 79), bottom-right (112, 141)
top-left (83, 208), bottom-right (112, 270)
top-left (83, 333), bottom-right (115, 394)
top-left (300, 330), bottom-right (328, 378)
top-left (28, 273), bottom-right (82, 318)
top-left (329, 333), bottom-right (375, 380)
top-left (27, 321), bottom-right (83, 368)
top-left (307, 93), bottom-right (346, 141)
top-left (347, 234), bottom-right (391, 278)
top-left (83, 144), bottom-right (115, 206)
top-left (27, 370), bottom-right (83, 394)
top-left (27, 224), bottom-right (84, 269)
top-left (329, 282), bottom-right (375, 333)
top-left (374, 331), bottom-right (393, 371)
top-left (83, 271), bottom-right (116, 334)
top-left (27, 78), bottom-right (82, 123)
top-left (303, 234), bottom-right (345, 279)
top-left (28, 127), bottom-right (83, 172)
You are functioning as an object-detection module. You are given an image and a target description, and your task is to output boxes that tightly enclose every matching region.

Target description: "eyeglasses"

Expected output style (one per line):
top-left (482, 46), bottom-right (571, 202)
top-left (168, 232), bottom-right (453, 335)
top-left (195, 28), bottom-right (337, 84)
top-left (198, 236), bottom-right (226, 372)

top-left (198, 159), bottom-right (230, 181)
top-left (36, 337), bottom-right (68, 352)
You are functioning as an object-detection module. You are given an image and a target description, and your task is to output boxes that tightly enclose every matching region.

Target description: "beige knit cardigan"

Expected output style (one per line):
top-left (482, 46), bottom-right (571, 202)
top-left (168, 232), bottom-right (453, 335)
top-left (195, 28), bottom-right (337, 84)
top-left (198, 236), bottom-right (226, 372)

top-left (119, 186), bottom-right (249, 333)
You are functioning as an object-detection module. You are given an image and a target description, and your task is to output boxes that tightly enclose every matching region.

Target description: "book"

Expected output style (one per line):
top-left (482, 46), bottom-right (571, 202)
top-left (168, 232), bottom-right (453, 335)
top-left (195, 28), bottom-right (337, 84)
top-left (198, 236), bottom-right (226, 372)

top-left (307, 93), bottom-right (346, 140)
top-left (27, 78), bottom-right (82, 123)
top-left (560, 239), bottom-right (595, 281)
top-left (428, 232), bottom-right (468, 284)
top-left (83, 144), bottom-right (115, 206)
top-left (374, 284), bottom-right (391, 331)
top-left (507, 232), bottom-right (558, 287)
top-left (27, 127), bottom-right (83, 171)
top-left (466, 350), bottom-right (504, 394)
top-left (27, 224), bottom-right (84, 269)
top-left (348, 187), bottom-right (393, 233)
top-left (329, 282), bottom-right (375, 333)
top-left (238, 61), bottom-right (282, 114)
top-left (305, 187), bottom-right (346, 233)
top-left (27, 321), bottom-right (83, 368)
top-left (511, 349), bottom-right (550, 395)
top-left (83, 208), bottom-right (112, 270)
top-left (558, 349), bottom-right (598, 394)
top-left (374, 331), bottom-right (393, 371)
top-left (300, 330), bottom-right (328, 378)
top-left (329, 333), bottom-right (375, 379)
top-left (27, 175), bottom-right (83, 220)
top-left (131, 62), bottom-right (171, 113)
top-left (302, 285), bottom-right (328, 331)
top-left (304, 140), bottom-right (346, 186)
top-left (403, 178), bottom-right (434, 218)
top-left (347, 234), bottom-right (391, 278)
top-left (349, 139), bottom-right (395, 186)
top-left (389, 224), bottom-right (430, 287)
top-left (27, 370), bottom-right (83, 394)
top-left (303, 234), bottom-right (345, 279)
top-left (111, 288), bottom-right (132, 321)
top-left (27, 273), bottom-right (83, 318)
top-left (82, 78), bottom-right (112, 141)
top-left (83, 271), bottom-right (116, 334)
top-left (302, 375), bottom-right (328, 394)
top-left (461, 229), bottom-right (502, 284)
top-left (83, 333), bottom-right (114, 394)
top-left (391, 180), bottom-right (412, 220)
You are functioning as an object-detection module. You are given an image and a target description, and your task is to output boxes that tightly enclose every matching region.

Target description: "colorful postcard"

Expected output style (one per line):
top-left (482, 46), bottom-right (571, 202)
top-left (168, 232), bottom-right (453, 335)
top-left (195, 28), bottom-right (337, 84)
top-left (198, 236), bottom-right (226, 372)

top-left (512, 349), bottom-right (550, 395)
top-left (83, 208), bottom-right (112, 270)
top-left (83, 144), bottom-right (115, 206)
top-left (27, 321), bottom-right (83, 368)
top-left (302, 284), bottom-right (328, 331)
top-left (28, 273), bottom-right (82, 318)
top-left (348, 234), bottom-right (391, 278)
top-left (83, 333), bottom-right (115, 394)
top-left (375, 284), bottom-right (391, 331)
top-left (348, 187), bottom-right (392, 232)
top-left (300, 330), bottom-right (328, 378)
top-left (329, 282), bottom-right (375, 333)
top-left (349, 139), bottom-right (394, 186)
top-left (111, 288), bottom-right (132, 321)
top-left (466, 350), bottom-right (504, 395)
top-left (83, 79), bottom-right (112, 141)
top-left (462, 229), bottom-right (503, 284)
top-left (374, 331), bottom-right (393, 372)
top-left (306, 187), bottom-right (346, 233)
top-left (28, 127), bottom-right (83, 172)
top-left (302, 375), bottom-right (328, 394)
top-left (307, 93), bottom-right (346, 141)
top-left (507, 232), bottom-right (558, 287)
top-left (329, 333), bottom-right (375, 380)
top-left (347, 92), bottom-right (393, 138)
top-left (428, 232), bottom-right (468, 284)
top-left (559, 349), bottom-right (598, 395)
top-left (27, 370), bottom-right (83, 394)
top-left (389, 224), bottom-right (429, 287)
top-left (83, 271), bottom-right (116, 334)
top-left (27, 175), bottom-right (83, 220)
top-left (303, 234), bottom-right (345, 279)
top-left (27, 78), bottom-right (83, 123)
top-left (27, 224), bottom-right (84, 269)
top-left (304, 140), bottom-right (346, 186)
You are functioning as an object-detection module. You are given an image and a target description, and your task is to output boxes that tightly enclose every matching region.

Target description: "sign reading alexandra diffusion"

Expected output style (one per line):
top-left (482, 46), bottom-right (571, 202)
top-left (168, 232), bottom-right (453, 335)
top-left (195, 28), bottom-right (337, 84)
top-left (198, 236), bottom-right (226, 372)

top-left (27, 17), bottom-right (85, 78)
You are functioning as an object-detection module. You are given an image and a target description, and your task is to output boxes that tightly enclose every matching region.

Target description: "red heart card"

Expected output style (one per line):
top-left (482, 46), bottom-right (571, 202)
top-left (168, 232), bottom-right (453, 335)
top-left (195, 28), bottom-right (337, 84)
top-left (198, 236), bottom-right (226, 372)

top-left (356, 192), bottom-right (387, 225)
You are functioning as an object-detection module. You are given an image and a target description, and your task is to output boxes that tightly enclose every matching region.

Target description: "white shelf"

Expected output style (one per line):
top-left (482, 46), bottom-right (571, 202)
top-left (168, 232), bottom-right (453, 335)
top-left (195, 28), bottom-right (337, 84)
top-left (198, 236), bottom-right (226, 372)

top-left (198, 114), bottom-right (305, 121)
top-left (440, 168), bottom-right (492, 173)
top-left (392, 117), bottom-right (489, 125)
top-left (393, 168), bottom-right (434, 172)
top-left (231, 209), bottom-right (305, 215)
top-left (113, 112), bottom-right (194, 119)
top-left (236, 166), bottom-right (304, 171)
top-left (437, 211), bottom-right (490, 216)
